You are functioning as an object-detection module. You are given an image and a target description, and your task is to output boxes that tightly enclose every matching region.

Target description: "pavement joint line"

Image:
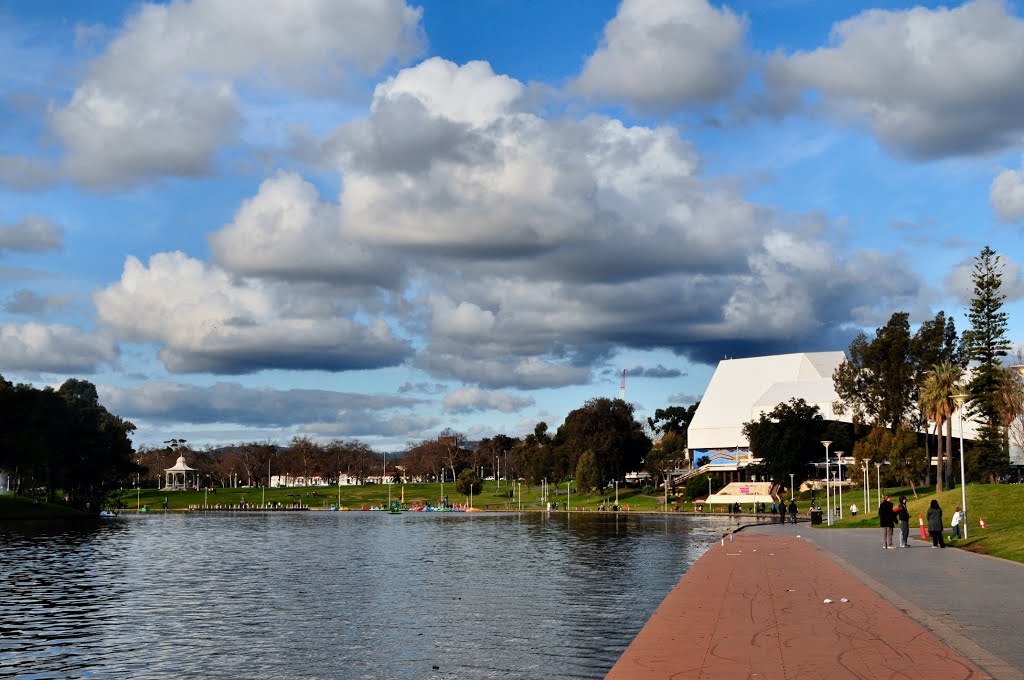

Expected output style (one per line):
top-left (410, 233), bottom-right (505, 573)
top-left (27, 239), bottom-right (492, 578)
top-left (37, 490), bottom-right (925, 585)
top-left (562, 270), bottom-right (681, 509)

top-left (797, 534), bottom-right (1021, 680)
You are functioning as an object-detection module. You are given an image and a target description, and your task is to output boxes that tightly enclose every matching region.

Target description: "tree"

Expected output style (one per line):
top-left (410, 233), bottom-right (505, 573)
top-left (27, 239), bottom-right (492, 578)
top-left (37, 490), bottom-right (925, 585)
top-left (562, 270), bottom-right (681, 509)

top-left (684, 474), bottom-right (723, 501)
top-left (455, 468), bottom-right (482, 497)
top-left (833, 312), bottom-right (916, 431)
top-left (556, 398), bottom-right (651, 488)
top-left (0, 375), bottom-right (135, 510)
top-left (885, 429), bottom-right (928, 499)
top-left (575, 450), bottom-right (601, 493)
top-left (964, 246), bottom-right (1013, 482)
top-left (517, 422), bottom-right (554, 485)
top-left (742, 398), bottom-right (827, 487)
top-left (919, 361), bottom-right (964, 492)
top-left (438, 429), bottom-right (468, 483)
top-left (647, 403), bottom-right (700, 447)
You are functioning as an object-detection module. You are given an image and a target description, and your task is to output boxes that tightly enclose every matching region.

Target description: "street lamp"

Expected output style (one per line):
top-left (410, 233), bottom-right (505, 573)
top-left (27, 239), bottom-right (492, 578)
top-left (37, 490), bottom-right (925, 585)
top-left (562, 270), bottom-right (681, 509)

top-left (862, 460), bottom-right (869, 513)
top-left (789, 473), bottom-right (794, 500)
top-left (821, 441), bottom-right (832, 525)
top-left (952, 393), bottom-right (969, 539)
top-left (874, 462), bottom-right (882, 510)
top-left (835, 452), bottom-right (844, 520)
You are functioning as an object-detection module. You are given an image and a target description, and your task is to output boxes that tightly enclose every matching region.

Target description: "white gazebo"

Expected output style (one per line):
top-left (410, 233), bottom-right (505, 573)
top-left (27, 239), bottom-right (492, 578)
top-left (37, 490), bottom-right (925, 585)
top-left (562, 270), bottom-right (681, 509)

top-left (164, 456), bottom-right (196, 490)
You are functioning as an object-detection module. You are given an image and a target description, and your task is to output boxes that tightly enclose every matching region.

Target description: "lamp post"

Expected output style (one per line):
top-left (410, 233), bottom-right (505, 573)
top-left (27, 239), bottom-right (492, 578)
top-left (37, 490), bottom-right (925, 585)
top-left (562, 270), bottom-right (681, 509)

top-left (789, 473), bottom-right (794, 500)
top-left (821, 441), bottom-right (832, 525)
top-left (952, 393), bottom-right (969, 539)
top-left (835, 452), bottom-right (844, 520)
top-left (862, 461), bottom-right (869, 512)
top-left (874, 462), bottom-right (882, 510)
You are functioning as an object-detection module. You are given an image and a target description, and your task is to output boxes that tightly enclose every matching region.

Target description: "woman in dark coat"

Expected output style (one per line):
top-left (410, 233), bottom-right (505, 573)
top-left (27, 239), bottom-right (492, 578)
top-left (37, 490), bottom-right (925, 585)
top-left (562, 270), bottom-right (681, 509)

top-left (926, 499), bottom-right (946, 548)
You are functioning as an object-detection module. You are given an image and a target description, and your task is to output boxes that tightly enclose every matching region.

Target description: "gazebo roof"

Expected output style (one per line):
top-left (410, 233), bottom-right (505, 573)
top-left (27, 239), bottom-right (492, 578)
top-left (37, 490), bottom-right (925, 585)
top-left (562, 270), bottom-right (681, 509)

top-left (165, 456), bottom-right (195, 472)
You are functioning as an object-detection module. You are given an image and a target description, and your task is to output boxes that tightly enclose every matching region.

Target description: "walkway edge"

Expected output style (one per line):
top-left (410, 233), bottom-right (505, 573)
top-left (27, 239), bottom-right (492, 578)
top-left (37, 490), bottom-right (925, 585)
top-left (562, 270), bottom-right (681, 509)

top-left (805, 538), bottom-right (1024, 680)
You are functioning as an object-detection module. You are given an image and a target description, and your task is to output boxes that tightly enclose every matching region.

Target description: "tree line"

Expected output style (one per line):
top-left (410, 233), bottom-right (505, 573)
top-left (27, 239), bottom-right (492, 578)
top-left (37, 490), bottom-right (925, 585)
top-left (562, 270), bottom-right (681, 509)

top-left (0, 376), bottom-right (136, 510)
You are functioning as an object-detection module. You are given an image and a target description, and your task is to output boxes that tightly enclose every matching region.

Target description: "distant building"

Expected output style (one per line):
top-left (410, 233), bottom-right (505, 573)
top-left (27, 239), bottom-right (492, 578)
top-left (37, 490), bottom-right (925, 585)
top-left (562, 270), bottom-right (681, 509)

top-left (688, 351), bottom-right (849, 462)
top-left (686, 350), bottom-right (985, 484)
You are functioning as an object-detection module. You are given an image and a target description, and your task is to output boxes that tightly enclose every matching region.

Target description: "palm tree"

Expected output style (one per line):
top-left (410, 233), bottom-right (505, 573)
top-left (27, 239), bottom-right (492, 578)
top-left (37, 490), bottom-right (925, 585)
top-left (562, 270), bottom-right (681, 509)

top-left (919, 361), bottom-right (964, 492)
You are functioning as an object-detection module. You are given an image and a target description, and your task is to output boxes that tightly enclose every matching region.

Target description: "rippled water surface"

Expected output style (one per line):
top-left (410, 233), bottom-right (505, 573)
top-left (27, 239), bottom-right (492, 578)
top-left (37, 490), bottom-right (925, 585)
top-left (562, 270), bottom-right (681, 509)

top-left (1, 511), bottom-right (742, 679)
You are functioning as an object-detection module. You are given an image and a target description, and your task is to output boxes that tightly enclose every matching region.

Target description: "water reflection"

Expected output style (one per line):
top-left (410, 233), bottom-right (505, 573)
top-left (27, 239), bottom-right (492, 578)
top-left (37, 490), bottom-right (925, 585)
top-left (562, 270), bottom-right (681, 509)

top-left (1, 512), bottom-right (741, 679)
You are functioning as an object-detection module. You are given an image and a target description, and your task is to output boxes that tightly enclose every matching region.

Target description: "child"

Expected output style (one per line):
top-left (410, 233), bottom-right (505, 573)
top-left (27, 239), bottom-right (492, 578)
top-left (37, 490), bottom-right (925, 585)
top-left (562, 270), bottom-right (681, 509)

top-left (950, 506), bottom-right (963, 540)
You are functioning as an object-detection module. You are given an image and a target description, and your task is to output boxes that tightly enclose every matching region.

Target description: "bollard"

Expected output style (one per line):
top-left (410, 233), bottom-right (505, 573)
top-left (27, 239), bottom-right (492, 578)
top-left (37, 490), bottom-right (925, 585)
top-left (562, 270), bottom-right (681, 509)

top-left (919, 514), bottom-right (927, 539)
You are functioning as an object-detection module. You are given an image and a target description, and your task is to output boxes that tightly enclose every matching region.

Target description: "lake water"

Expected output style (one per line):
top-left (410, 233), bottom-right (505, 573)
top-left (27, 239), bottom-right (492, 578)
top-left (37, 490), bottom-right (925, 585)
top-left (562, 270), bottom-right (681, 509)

top-left (1, 511), bottom-right (749, 679)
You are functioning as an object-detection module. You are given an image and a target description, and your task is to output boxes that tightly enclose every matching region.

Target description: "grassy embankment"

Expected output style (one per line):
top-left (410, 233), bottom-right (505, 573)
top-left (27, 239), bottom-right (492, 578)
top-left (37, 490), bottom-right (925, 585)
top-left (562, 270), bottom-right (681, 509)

top-left (108, 482), bottom-right (697, 513)
top-left (825, 483), bottom-right (1024, 563)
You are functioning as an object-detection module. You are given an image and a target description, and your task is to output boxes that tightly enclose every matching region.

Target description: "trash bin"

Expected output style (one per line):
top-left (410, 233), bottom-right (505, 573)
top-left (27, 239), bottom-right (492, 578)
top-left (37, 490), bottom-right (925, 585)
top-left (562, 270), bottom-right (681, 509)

top-left (810, 509), bottom-right (822, 525)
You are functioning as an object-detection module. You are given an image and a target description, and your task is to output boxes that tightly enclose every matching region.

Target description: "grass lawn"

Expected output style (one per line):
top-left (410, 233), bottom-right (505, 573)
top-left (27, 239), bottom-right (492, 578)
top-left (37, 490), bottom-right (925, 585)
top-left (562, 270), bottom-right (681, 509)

top-left (0, 495), bottom-right (89, 520)
top-left (824, 483), bottom-right (1024, 563)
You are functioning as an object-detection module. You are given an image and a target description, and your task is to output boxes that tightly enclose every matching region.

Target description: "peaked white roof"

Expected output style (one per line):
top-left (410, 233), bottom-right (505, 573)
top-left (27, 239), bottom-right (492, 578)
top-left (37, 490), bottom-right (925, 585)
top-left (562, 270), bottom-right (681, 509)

top-left (688, 351), bottom-right (847, 452)
top-left (165, 455), bottom-right (195, 472)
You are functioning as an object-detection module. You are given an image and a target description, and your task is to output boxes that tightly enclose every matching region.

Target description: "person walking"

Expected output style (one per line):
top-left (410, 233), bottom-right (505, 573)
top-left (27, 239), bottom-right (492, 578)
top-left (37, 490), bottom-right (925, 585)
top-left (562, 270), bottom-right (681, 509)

top-left (778, 500), bottom-right (787, 524)
top-left (927, 499), bottom-right (946, 548)
top-left (951, 506), bottom-right (963, 540)
top-left (788, 499), bottom-right (797, 524)
top-left (896, 496), bottom-right (911, 547)
top-left (878, 495), bottom-right (896, 549)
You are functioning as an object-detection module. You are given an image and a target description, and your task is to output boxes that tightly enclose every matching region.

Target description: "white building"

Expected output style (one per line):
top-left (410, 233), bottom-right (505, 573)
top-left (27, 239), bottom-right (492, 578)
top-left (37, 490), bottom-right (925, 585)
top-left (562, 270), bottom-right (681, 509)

top-left (686, 350), bottom-right (986, 483)
top-left (688, 351), bottom-right (849, 459)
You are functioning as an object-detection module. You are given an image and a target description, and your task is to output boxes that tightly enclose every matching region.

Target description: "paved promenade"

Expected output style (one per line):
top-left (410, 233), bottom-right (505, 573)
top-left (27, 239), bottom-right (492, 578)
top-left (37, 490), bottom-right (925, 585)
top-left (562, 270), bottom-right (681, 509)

top-left (606, 522), bottom-right (1024, 680)
top-left (771, 523), bottom-right (1024, 680)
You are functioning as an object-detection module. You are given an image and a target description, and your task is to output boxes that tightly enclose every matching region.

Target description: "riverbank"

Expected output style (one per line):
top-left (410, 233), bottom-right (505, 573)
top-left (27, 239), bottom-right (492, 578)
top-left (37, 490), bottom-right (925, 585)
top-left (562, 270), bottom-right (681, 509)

top-left (606, 530), bottom-right (987, 680)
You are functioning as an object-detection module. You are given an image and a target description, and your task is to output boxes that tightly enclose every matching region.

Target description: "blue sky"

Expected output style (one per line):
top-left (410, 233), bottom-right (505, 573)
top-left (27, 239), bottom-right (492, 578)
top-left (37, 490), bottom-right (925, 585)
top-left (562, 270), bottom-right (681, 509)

top-left (2, 0), bottom-right (1024, 452)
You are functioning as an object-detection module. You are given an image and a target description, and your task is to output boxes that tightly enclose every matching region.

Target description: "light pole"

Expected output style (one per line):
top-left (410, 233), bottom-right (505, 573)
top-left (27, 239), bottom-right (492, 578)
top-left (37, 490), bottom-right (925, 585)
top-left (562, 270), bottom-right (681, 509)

top-left (874, 462), bottom-right (882, 510)
top-left (952, 393), bottom-right (969, 539)
top-left (862, 460), bottom-right (869, 512)
top-left (821, 441), bottom-right (832, 525)
top-left (835, 451), bottom-right (844, 520)
top-left (789, 473), bottom-right (794, 500)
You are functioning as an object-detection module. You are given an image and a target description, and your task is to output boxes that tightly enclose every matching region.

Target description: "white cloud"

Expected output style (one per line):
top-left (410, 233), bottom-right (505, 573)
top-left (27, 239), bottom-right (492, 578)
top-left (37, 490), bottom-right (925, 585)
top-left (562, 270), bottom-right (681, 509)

top-left (0, 322), bottom-right (117, 372)
top-left (991, 166), bottom-right (1024, 222)
top-left (208, 171), bottom-right (399, 286)
top-left (574, 0), bottom-right (748, 111)
top-left (329, 58), bottom-right (923, 377)
top-left (93, 252), bottom-right (412, 374)
top-left (946, 252), bottom-right (1024, 304)
top-left (51, 0), bottom-right (424, 187)
top-left (766, 0), bottom-right (1024, 158)
top-left (442, 387), bottom-right (534, 414)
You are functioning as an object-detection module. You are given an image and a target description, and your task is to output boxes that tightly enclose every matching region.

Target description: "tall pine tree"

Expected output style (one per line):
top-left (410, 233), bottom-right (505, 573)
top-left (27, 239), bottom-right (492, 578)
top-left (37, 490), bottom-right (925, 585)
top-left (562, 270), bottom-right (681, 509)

top-left (964, 246), bottom-right (1012, 482)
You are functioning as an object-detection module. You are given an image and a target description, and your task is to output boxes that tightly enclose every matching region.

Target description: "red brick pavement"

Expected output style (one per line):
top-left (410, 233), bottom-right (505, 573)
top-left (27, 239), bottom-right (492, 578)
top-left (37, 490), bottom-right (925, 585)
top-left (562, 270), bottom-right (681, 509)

top-left (606, 533), bottom-right (986, 679)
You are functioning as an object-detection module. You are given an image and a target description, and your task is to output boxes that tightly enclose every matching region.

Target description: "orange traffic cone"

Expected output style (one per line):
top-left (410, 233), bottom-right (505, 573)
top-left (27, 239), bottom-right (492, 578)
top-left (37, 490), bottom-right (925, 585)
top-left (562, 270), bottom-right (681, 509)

top-left (980, 517), bottom-right (986, 529)
top-left (918, 514), bottom-right (927, 539)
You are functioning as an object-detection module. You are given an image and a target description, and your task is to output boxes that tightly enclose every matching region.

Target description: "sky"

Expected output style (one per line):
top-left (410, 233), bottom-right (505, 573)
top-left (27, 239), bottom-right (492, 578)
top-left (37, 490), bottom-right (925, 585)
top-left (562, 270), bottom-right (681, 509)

top-left (3, 0), bottom-right (1024, 453)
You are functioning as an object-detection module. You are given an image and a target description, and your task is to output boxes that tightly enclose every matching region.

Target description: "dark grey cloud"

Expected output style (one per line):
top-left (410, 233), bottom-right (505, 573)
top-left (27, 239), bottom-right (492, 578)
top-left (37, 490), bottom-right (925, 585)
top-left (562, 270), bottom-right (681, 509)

top-left (0, 216), bottom-right (63, 255)
top-left (101, 381), bottom-right (424, 428)
top-left (0, 155), bottom-right (60, 191)
top-left (5, 289), bottom-right (71, 315)
top-left (626, 364), bottom-right (684, 379)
